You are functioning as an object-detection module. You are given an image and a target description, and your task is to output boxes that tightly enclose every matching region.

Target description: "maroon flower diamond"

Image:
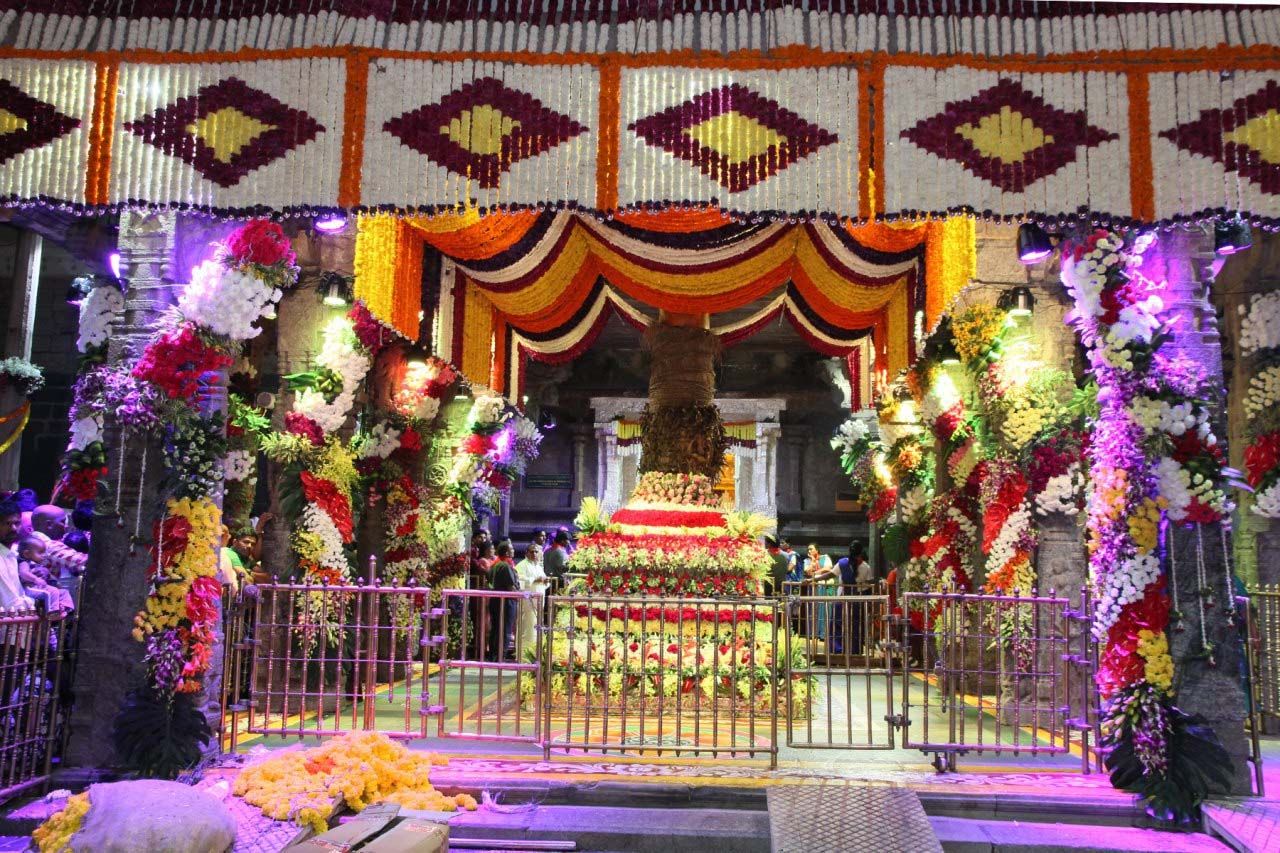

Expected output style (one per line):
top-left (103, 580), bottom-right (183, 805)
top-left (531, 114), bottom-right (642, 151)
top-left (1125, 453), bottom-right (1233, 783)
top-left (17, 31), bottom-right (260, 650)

top-left (0, 79), bottom-right (80, 166)
top-left (384, 77), bottom-right (587, 190)
top-left (124, 77), bottom-right (324, 188)
top-left (1159, 79), bottom-right (1280, 196)
top-left (629, 83), bottom-right (838, 194)
top-left (901, 78), bottom-right (1118, 194)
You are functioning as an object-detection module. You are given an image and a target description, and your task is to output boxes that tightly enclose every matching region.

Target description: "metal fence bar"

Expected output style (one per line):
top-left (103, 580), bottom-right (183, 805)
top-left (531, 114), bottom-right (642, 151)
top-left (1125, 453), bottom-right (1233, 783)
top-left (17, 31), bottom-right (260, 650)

top-left (1250, 585), bottom-right (1280, 726)
top-left (0, 607), bottom-right (70, 803)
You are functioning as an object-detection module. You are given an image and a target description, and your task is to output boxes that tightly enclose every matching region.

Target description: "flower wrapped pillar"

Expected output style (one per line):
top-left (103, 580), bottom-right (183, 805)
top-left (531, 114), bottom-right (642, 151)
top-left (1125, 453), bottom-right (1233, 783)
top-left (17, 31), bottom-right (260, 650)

top-left (1147, 229), bottom-right (1251, 795)
top-left (65, 212), bottom-right (181, 769)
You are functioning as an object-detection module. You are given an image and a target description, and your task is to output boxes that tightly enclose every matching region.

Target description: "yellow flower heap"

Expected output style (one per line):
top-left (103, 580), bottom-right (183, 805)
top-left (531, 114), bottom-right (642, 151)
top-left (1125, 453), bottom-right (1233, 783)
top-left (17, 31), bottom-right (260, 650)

top-left (32, 792), bottom-right (91, 853)
top-left (234, 732), bottom-right (476, 834)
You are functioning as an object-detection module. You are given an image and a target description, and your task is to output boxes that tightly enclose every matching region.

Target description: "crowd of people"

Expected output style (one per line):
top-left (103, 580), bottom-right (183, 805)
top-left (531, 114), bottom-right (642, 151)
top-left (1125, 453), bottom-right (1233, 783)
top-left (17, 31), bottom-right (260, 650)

top-left (465, 527), bottom-right (575, 662)
top-left (0, 491), bottom-right (90, 617)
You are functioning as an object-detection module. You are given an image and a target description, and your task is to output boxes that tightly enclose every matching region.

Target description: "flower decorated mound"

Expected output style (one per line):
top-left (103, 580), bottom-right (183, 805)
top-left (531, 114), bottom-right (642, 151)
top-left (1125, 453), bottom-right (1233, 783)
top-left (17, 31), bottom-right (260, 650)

top-left (234, 732), bottom-right (476, 835)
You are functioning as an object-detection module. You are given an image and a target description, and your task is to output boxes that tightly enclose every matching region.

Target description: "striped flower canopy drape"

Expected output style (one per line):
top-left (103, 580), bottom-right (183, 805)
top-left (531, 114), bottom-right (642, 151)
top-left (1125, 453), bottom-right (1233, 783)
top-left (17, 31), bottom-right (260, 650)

top-left (353, 208), bottom-right (974, 398)
top-left (1, 2), bottom-right (1279, 225)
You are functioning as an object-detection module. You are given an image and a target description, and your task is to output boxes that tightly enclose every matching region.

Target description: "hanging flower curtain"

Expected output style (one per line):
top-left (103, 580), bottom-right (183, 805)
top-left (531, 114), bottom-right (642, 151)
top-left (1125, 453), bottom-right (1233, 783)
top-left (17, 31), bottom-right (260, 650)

top-left (356, 208), bottom-right (972, 399)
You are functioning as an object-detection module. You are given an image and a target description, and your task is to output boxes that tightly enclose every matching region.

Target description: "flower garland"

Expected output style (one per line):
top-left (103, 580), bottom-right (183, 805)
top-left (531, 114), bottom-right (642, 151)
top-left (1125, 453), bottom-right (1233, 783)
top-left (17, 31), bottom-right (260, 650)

top-left (116, 219), bottom-right (296, 777)
top-left (0, 356), bottom-right (45, 397)
top-left (57, 286), bottom-right (119, 503)
top-left (32, 792), bottom-right (91, 853)
top-left (1063, 227), bottom-right (1232, 822)
top-left (288, 315), bottom-right (371, 434)
top-left (1241, 333), bottom-right (1280, 516)
top-left (449, 390), bottom-right (542, 516)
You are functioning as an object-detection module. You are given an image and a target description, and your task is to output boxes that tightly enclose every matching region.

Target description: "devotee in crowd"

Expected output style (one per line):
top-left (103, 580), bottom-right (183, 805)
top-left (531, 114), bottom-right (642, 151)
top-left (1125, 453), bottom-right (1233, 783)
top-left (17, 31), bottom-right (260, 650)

top-left (0, 500), bottom-right (34, 610)
top-left (543, 530), bottom-right (571, 588)
top-left (217, 525), bottom-right (245, 595)
top-left (513, 543), bottom-right (548, 661)
top-left (28, 504), bottom-right (88, 578)
top-left (533, 529), bottom-right (548, 553)
top-left (805, 543), bottom-right (838, 641)
top-left (764, 536), bottom-right (793, 596)
top-left (476, 542), bottom-right (496, 574)
top-left (488, 541), bottom-right (519, 660)
top-left (831, 541), bottom-right (870, 654)
top-left (556, 525), bottom-right (576, 555)
top-left (16, 537), bottom-right (74, 613)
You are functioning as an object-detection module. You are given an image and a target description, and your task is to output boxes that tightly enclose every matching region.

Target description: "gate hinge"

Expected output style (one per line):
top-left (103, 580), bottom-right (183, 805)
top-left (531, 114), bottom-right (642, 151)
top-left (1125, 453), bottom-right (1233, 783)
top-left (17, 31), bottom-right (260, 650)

top-left (885, 713), bottom-right (908, 729)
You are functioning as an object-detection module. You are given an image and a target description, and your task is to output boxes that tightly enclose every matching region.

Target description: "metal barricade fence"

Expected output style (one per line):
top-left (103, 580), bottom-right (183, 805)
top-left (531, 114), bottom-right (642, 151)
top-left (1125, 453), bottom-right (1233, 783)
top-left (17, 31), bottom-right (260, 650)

top-left (228, 579), bottom-right (442, 742)
top-left (437, 589), bottom-right (542, 743)
top-left (1249, 584), bottom-right (1280, 728)
top-left (542, 594), bottom-right (780, 765)
top-left (0, 607), bottom-right (71, 803)
top-left (901, 588), bottom-right (1100, 772)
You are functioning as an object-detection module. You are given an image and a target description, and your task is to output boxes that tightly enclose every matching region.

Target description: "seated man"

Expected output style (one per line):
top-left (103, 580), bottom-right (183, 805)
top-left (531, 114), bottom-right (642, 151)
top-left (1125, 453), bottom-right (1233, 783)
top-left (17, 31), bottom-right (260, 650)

top-left (27, 505), bottom-right (88, 578)
top-left (0, 501), bottom-right (33, 611)
top-left (15, 537), bottom-right (74, 613)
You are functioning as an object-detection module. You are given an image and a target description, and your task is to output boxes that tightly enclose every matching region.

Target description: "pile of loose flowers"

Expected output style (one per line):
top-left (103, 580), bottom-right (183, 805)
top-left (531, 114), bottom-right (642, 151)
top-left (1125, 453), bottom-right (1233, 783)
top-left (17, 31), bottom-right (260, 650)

top-left (234, 732), bottom-right (476, 834)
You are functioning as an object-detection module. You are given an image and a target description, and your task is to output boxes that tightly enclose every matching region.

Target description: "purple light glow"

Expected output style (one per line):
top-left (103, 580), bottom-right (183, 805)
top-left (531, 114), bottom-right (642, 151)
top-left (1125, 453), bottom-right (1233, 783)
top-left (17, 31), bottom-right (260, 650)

top-left (109, 251), bottom-right (121, 278)
top-left (491, 426), bottom-right (513, 459)
top-left (1019, 247), bottom-right (1051, 262)
top-left (314, 214), bottom-right (348, 234)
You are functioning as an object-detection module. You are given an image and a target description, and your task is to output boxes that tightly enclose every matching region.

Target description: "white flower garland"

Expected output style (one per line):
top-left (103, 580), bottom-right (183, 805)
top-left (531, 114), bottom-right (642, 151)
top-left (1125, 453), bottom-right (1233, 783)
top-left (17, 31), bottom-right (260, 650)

top-left (300, 504), bottom-right (349, 573)
top-left (1035, 465), bottom-right (1083, 517)
top-left (295, 316), bottom-right (372, 433)
top-left (1094, 552), bottom-right (1163, 639)
top-left (77, 285), bottom-right (123, 352)
top-left (179, 260), bottom-right (283, 341)
top-left (1240, 292), bottom-right (1280, 358)
top-left (1245, 365), bottom-right (1280, 419)
top-left (223, 449), bottom-right (255, 482)
top-left (357, 422), bottom-right (403, 460)
top-left (830, 415), bottom-right (870, 457)
top-left (899, 485), bottom-right (929, 519)
top-left (1254, 481), bottom-right (1280, 519)
top-left (987, 504), bottom-right (1031, 574)
top-left (68, 415), bottom-right (102, 452)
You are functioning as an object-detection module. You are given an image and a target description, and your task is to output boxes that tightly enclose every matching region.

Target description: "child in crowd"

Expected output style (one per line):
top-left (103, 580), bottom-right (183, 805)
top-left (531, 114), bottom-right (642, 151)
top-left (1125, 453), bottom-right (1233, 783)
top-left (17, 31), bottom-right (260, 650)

top-left (15, 537), bottom-right (74, 613)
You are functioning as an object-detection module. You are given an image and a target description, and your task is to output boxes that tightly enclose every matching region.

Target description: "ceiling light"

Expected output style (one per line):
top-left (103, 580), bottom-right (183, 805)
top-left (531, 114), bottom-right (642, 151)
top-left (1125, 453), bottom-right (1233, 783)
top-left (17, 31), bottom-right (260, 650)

top-left (1016, 223), bottom-right (1053, 264)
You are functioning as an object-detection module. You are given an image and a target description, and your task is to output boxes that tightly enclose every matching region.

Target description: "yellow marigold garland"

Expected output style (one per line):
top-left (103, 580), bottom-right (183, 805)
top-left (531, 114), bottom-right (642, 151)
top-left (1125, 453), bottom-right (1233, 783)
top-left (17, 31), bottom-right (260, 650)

top-left (131, 496), bottom-right (221, 642)
top-left (32, 792), bottom-right (91, 853)
top-left (1136, 629), bottom-right (1174, 693)
top-left (233, 732), bottom-right (476, 835)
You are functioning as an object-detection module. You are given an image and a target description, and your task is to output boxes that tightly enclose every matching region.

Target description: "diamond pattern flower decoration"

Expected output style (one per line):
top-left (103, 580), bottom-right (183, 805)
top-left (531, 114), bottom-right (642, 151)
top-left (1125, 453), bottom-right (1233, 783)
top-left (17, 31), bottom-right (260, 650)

top-left (384, 77), bottom-right (587, 190)
top-left (0, 79), bottom-right (80, 167)
top-left (1159, 79), bottom-right (1280, 195)
top-left (901, 78), bottom-right (1117, 194)
top-left (629, 83), bottom-right (838, 193)
top-left (124, 77), bottom-right (324, 188)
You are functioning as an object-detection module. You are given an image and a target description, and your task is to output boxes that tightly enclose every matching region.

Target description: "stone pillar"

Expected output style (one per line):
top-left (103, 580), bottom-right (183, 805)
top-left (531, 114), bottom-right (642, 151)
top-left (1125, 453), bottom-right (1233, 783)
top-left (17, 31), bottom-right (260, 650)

top-left (570, 427), bottom-right (588, 508)
top-left (65, 212), bottom-right (178, 769)
top-left (1147, 227), bottom-right (1251, 795)
top-left (1212, 231), bottom-right (1280, 587)
top-left (0, 230), bottom-right (41, 490)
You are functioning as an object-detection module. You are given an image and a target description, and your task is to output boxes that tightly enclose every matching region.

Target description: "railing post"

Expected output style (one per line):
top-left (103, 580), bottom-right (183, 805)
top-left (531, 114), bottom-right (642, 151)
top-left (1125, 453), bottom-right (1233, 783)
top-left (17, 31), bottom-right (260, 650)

top-left (363, 555), bottom-right (378, 731)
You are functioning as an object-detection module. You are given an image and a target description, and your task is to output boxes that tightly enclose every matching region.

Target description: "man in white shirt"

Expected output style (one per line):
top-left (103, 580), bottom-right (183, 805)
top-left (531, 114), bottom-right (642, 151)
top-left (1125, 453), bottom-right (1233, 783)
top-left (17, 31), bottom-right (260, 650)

top-left (0, 500), bottom-right (34, 610)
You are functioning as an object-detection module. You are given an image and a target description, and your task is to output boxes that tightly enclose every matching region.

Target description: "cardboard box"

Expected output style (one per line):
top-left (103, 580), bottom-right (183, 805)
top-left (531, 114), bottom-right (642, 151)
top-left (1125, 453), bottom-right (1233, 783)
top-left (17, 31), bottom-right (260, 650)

top-left (358, 819), bottom-right (449, 853)
top-left (283, 815), bottom-right (394, 853)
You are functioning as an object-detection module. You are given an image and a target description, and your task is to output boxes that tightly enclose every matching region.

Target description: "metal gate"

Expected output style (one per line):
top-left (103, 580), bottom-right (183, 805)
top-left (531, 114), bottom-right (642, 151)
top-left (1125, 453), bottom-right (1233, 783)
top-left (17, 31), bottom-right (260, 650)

top-left (899, 588), bottom-right (1101, 772)
top-left (783, 590), bottom-right (898, 749)
top-left (436, 589), bottom-right (542, 743)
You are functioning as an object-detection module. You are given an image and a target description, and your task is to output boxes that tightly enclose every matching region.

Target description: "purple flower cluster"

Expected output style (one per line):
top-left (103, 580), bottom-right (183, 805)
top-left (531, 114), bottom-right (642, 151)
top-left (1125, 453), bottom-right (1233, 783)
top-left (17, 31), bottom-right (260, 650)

top-left (145, 628), bottom-right (185, 696)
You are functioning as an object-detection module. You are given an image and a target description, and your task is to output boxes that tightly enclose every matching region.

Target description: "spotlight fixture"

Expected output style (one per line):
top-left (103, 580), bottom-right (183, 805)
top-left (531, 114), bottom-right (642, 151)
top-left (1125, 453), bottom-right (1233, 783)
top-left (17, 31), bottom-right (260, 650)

top-left (314, 214), bottom-right (348, 234)
top-left (1016, 223), bottom-right (1053, 264)
top-left (108, 251), bottom-right (122, 279)
top-left (320, 271), bottom-right (350, 307)
top-left (538, 409), bottom-right (559, 431)
top-left (65, 275), bottom-right (95, 306)
top-left (1214, 218), bottom-right (1252, 256)
top-left (1006, 286), bottom-right (1035, 318)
